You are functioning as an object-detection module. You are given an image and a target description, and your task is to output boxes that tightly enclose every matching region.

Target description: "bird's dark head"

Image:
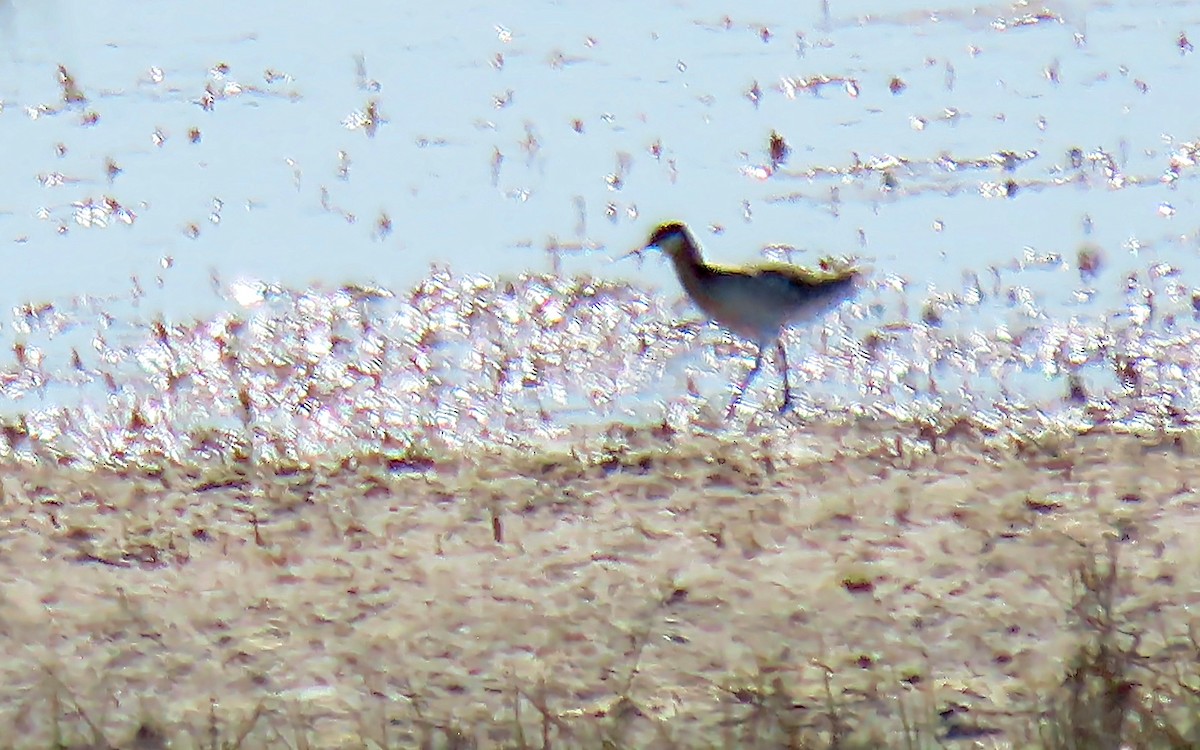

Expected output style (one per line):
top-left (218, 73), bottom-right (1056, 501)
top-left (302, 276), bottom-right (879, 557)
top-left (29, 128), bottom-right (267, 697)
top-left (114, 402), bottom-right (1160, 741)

top-left (622, 221), bottom-right (697, 265)
top-left (645, 221), bottom-right (691, 249)
top-left (639, 221), bottom-right (700, 264)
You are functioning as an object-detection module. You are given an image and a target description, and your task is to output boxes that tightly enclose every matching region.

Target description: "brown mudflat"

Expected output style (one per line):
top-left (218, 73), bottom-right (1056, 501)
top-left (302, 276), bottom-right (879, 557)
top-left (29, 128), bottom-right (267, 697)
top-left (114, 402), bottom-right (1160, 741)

top-left (2, 418), bottom-right (1198, 748)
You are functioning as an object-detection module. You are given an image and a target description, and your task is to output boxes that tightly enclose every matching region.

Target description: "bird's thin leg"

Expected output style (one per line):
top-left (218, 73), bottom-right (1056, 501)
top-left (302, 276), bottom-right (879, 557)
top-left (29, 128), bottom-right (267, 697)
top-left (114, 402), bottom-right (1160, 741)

top-left (776, 339), bottom-right (793, 414)
top-left (726, 346), bottom-right (764, 417)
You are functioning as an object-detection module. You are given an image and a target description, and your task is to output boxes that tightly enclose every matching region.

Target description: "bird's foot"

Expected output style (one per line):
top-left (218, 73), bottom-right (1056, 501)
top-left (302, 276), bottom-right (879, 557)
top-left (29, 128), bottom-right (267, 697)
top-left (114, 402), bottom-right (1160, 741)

top-left (778, 393), bottom-right (794, 415)
top-left (726, 387), bottom-right (751, 418)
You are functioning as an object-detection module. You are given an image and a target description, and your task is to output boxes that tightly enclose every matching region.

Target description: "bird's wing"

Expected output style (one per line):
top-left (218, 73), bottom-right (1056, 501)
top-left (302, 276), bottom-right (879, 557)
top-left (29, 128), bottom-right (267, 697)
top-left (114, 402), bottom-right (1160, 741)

top-left (749, 263), bottom-right (859, 286)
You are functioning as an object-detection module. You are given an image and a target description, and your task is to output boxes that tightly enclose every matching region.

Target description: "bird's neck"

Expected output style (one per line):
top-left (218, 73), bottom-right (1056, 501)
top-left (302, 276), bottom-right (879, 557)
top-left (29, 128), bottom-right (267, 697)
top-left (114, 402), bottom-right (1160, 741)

top-left (662, 233), bottom-right (712, 297)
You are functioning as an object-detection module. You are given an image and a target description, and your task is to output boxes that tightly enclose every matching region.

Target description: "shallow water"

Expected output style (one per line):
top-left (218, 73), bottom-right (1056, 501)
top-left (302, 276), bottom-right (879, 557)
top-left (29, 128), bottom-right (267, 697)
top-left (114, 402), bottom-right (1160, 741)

top-left (0, 0), bottom-right (1198, 459)
top-left (1, 266), bottom-right (1196, 466)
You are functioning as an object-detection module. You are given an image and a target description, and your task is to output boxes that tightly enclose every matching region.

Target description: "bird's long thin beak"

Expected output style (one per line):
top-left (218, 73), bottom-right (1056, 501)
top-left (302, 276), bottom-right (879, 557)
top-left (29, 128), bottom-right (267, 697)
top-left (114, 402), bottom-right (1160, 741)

top-left (616, 244), bottom-right (649, 266)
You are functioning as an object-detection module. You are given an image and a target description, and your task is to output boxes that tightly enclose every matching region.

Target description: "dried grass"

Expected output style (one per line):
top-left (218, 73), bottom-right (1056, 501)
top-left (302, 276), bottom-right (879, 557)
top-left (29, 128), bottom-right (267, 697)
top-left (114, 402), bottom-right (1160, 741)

top-left (1, 419), bottom-right (1199, 748)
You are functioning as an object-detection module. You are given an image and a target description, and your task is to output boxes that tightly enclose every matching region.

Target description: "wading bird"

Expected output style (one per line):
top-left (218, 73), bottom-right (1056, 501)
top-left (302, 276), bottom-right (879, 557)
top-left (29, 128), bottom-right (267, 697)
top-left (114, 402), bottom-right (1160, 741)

top-left (632, 221), bottom-right (861, 416)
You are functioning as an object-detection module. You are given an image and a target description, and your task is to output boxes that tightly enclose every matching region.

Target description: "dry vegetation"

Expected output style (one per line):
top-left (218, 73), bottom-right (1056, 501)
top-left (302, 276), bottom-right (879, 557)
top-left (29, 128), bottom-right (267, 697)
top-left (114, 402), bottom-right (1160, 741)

top-left (1, 418), bottom-right (1199, 749)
